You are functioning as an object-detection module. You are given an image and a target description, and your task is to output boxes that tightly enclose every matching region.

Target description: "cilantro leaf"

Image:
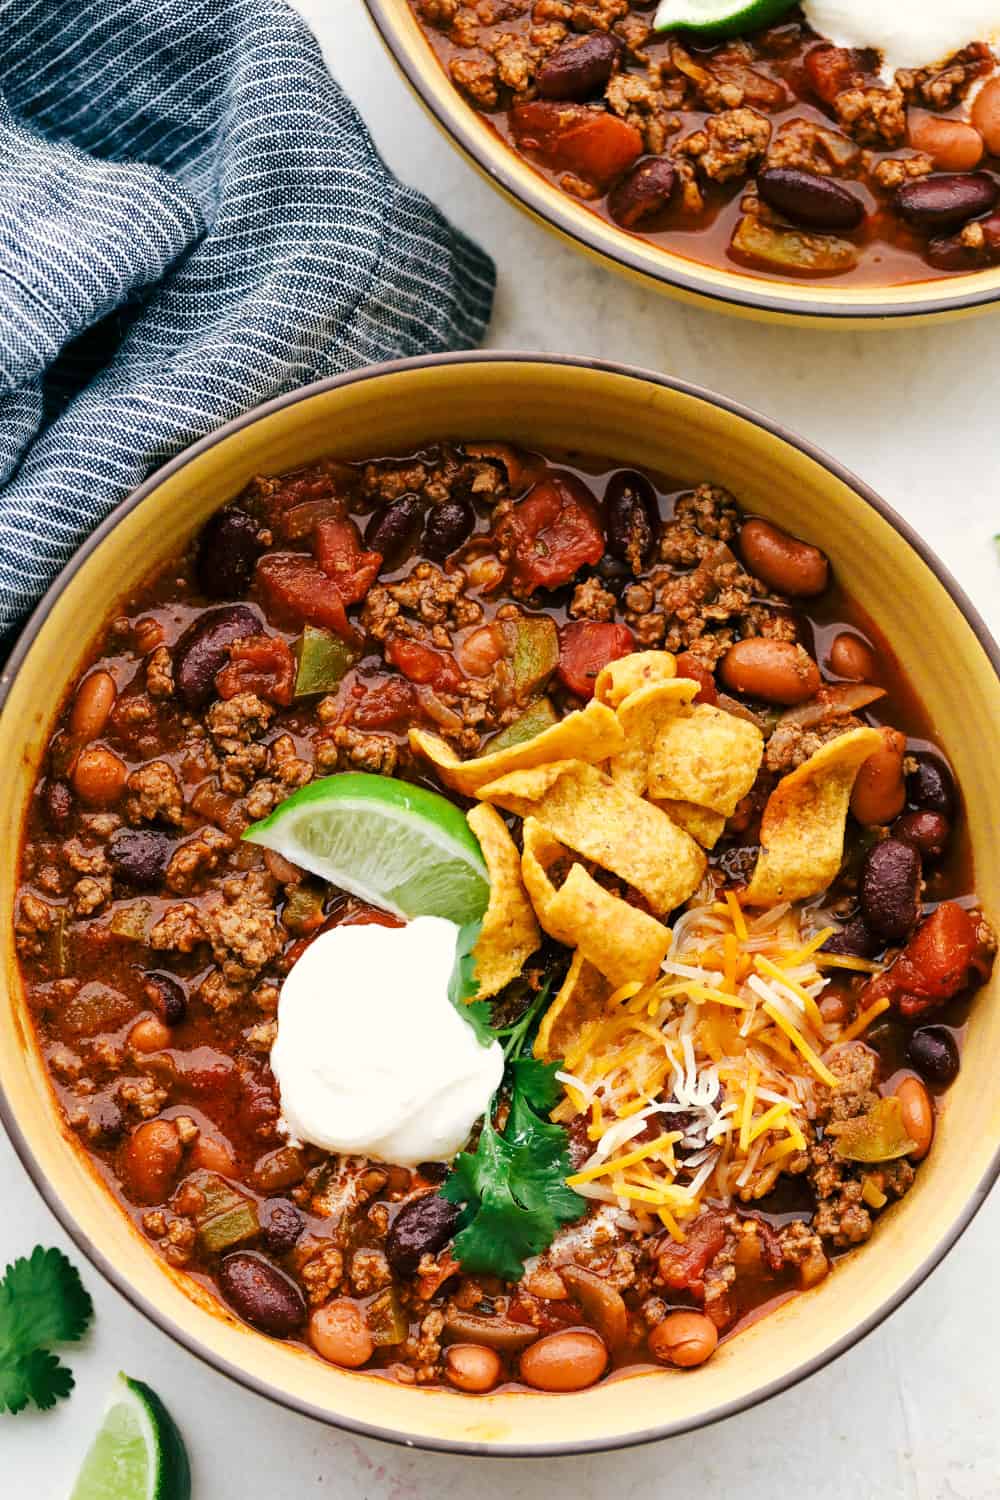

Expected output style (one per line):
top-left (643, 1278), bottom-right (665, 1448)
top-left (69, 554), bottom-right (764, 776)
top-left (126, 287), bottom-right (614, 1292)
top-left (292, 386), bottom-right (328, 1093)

top-left (448, 919), bottom-right (494, 1045)
top-left (0, 1246), bottom-right (93, 1415)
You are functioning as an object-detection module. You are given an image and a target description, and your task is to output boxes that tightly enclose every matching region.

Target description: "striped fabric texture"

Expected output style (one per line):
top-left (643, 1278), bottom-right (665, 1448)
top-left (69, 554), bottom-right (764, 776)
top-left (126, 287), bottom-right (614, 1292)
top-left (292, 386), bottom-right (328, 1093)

top-left (0, 0), bottom-right (495, 635)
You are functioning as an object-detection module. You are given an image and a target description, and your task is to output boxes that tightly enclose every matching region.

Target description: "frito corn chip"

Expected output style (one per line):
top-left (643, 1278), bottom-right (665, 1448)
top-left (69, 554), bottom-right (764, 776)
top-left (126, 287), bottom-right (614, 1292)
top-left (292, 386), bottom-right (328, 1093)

top-left (649, 703), bottom-right (764, 817)
top-left (534, 950), bottom-right (609, 1063)
top-left (594, 650), bottom-right (677, 708)
top-left (408, 698), bottom-right (624, 797)
top-left (610, 678), bottom-right (700, 796)
top-left (521, 818), bottom-right (671, 987)
top-left (745, 726), bottom-right (883, 906)
top-left (480, 759), bottom-right (706, 915)
top-left (467, 803), bottom-right (540, 1000)
top-left (655, 798), bottom-right (726, 850)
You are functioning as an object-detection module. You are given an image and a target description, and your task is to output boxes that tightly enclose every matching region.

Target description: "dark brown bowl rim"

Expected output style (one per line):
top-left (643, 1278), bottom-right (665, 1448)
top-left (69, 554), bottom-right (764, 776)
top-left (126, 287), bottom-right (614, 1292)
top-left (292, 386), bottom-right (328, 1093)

top-left (1, 351), bottom-right (998, 1458)
top-left (362, 0), bottom-right (1000, 323)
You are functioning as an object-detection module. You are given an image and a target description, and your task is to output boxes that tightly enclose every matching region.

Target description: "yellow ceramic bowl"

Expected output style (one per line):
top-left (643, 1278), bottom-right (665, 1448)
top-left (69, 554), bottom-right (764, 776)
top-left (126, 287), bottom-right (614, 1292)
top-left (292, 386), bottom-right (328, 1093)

top-left (363, 0), bottom-right (1000, 326)
top-left (1, 354), bottom-right (998, 1454)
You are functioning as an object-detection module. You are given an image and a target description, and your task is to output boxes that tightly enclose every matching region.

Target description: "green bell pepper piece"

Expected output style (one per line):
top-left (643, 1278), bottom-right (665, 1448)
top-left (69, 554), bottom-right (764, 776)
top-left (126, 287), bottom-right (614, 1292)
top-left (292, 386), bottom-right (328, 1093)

top-left (294, 626), bottom-right (358, 698)
top-left (487, 697), bottom-right (559, 753)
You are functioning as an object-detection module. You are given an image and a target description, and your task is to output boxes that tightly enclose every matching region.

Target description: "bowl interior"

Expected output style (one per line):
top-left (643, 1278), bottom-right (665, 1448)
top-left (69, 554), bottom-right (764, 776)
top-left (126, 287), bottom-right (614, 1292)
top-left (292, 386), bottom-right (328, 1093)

top-left (2, 356), bottom-right (998, 1453)
top-left (364, 0), bottom-right (1000, 323)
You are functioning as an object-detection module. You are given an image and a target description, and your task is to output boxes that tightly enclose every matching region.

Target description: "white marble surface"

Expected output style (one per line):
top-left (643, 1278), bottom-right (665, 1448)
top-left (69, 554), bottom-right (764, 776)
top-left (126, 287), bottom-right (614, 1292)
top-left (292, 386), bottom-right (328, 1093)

top-left (4, 2), bottom-right (999, 1493)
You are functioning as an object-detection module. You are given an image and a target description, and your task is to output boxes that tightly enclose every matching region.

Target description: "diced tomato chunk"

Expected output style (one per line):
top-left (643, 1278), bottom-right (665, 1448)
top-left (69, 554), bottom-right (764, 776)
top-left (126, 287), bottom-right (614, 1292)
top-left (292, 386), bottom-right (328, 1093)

top-left (862, 902), bottom-right (996, 1020)
top-left (350, 676), bottom-right (419, 730)
top-left (557, 620), bottom-right (634, 699)
top-left (499, 474), bottom-right (605, 595)
top-left (511, 101), bottom-right (643, 187)
top-left (256, 554), bottom-right (356, 642)
top-left (675, 650), bottom-right (718, 706)
top-left (215, 633), bottom-right (294, 706)
top-left (385, 634), bottom-right (465, 694)
top-left (657, 1209), bottom-right (729, 1296)
top-left (803, 44), bottom-right (861, 105)
top-left (313, 517), bottom-right (382, 605)
top-left (508, 1291), bottom-right (581, 1335)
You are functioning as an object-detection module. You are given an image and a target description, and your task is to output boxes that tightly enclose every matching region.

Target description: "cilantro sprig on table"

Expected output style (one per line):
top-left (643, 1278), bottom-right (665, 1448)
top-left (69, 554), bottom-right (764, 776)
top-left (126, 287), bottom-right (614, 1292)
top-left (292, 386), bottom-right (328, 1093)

top-left (0, 1246), bottom-right (93, 1414)
top-left (445, 952), bottom-right (586, 1281)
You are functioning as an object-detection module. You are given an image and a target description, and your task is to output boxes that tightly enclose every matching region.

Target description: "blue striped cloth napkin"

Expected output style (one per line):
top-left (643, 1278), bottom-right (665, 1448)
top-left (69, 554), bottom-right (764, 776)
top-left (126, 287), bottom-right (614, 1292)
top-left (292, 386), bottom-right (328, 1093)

top-left (0, 0), bottom-right (495, 638)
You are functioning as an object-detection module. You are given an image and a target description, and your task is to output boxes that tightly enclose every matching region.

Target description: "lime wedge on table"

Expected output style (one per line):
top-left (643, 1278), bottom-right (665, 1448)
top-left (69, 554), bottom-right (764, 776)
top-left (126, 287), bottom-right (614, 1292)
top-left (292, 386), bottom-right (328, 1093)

top-left (244, 772), bottom-right (490, 924)
top-left (654, 0), bottom-right (796, 36)
top-left (70, 1373), bottom-right (190, 1500)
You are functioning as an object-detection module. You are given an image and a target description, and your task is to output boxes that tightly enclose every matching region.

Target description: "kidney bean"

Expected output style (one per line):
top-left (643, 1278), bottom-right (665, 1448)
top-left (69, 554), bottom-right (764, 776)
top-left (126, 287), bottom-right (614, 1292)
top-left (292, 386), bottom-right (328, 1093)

top-left (70, 670), bottom-right (117, 742)
top-left (896, 172), bottom-right (998, 231)
top-left (43, 778), bottom-right (73, 832)
top-left (719, 639), bottom-right (820, 705)
top-left (648, 1310), bottom-right (718, 1369)
top-left (971, 76), bottom-right (1000, 155)
top-left (822, 913), bottom-right (884, 960)
top-left (594, 554), bottom-right (631, 596)
top-left (850, 727), bottom-right (907, 827)
top-left (261, 1197), bottom-right (305, 1256)
top-left (309, 1299), bottom-right (373, 1368)
top-left (757, 166), bottom-right (864, 231)
top-left (109, 829), bottom-right (172, 889)
top-left (906, 754), bottom-right (955, 817)
top-left (907, 1026), bottom-right (960, 1086)
top-left (72, 745), bottom-right (127, 806)
top-left (445, 1343), bottom-right (503, 1394)
top-left (537, 31), bottom-right (621, 101)
top-left (828, 631), bottom-right (878, 682)
top-left (365, 494), bottom-right (423, 569)
top-left (219, 1251), bottom-right (306, 1337)
top-left (422, 498), bottom-right (475, 560)
top-left (895, 1076), bottom-right (934, 1160)
top-left (519, 1329), bottom-right (608, 1392)
top-left (120, 1118), bottom-right (182, 1205)
top-left (608, 157), bottom-right (677, 228)
top-left (386, 1193), bottom-right (461, 1276)
top-left (604, 470), bottom-right (659, 571)
top-left (892, 809), bottom-right (950, 862)
top-left (908, 113), bottom-right (984, 172)
top-left (142, 970), bottom-right (188, 1026)
top-left (859, 838), bottom-right (921, 943)
top-left (738, 518), bottom-right (830, 597)
top-left (173, 604), bottom-right (260, 709)
top-left (196, 508), bottom-right (264, 599)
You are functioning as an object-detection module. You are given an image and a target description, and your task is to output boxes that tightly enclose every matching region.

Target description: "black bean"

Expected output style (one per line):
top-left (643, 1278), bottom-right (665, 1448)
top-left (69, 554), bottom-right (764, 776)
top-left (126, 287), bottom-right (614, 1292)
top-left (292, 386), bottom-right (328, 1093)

top-left (386, 1193), bottom-right (461, 1276)
top-left (89, 1094), bottom-right (125, 1142)
top-left (142, 971), bottom-right (187, 1027)
top-left (365, 494), bottom-right (423, 569)
top-left (892, 810), bottom-right (951, 862)
top-left (219, 1251), bottom-right (306, 1337)
top-left (196, 509), bottom-right (264, 600)
top-left (859, 839), bottom-right (922, 944)
top-left (604, 471), bottom-right (658, 573)
top-left (758, 166), bottom-right (865, 231)
top-left (537, 32), bottom-right (621, 102)
top-left (896, 172), bottom-right (998, 231)
top-left (423, 499), bottom-right (475, 560)
top-left (608, 158), bottom-right (677, 228)
top-left (907, 1027), bottom-right (961, 1087)
top-left (173, 604), bottom-right (260, 709)
top-left (260, 1198), bottom-right (305, 1256)
top-left (43, 778), bottom-right (73, 832)
top-left (822, 913), bottom-right (884, 961)
top-left (907, 754), bottom-right (956, 817)
top-left (108, 829), bottom-right (172, 888)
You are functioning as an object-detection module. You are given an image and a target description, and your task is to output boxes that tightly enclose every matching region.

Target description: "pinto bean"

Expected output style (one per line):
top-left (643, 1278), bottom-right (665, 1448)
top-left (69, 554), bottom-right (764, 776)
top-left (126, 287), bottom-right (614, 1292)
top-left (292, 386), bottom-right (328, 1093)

top-left (365, 495), bottom-right (422, 569)
top-left (719, 639), bottom-right (821, 705)
top-left (896, 172), bottom-right (998, 231)
top-left (892, 810), bottom-right (951, 862)
top-left (828, 632), bottom-right (878, 682)
top-left (907, 1026), bottom-right (960, 1086)
top-left (173, 604), bottom-right (260, 709)
top-left (196, 508), bottom-right (264, 599)
top-left (608, 158), bottom-right (677, 228)
top-left (309, 1299), bottom-right (373, 1367)
top-left (72, 746), bottom-right (127, 806)
top-left (859, 838), bottom-right (921, 943)
top-left (849, 727), bottom-right (907, 826)
top-left (895, 1076), bottom-right (934, 1161)
top-left (757, 167), bottom-right (864, 231)
top-left (386, 1193), bottom-right (460, 1276)
top-left (906, 754), bottom-right (956, 817)
top-left (189, 1133), bottom-right (239, 1177)
top-left (129, 1015), bottom-right (171, 1053)
top-left (519, 1329), bottom-right (608, 1391)
top-left (423, 499), bottom-right (475, 560)
top-left (648, 1310), bottom-right (718, 1368)
top-left (120, 1118), bottom-right (183, 1205)
top-left (70, 671), bottom-right (117, 742)
top-left (537, 31), bottom-right (621, 101)
top-left (604, 470), bottom-right (658, 570)
top-left (908, 112), bottom-right (984, 171)
top-left (738, 518), bottom-right (829, 597)
top-left (445, 1344), bottom-right (503, 1393)
top-left (109, 829), bottom-right (172, 889)
top-left (220, 1251), bottom-right (307, 1337)
top-left (971, 76), bottom-right (1000, 155)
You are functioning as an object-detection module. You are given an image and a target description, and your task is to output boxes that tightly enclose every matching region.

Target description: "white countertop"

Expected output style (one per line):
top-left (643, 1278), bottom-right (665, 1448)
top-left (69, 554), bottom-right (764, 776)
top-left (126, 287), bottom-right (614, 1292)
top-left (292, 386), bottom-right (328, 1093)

top-left (4, 3), bottom-right (999, 1493)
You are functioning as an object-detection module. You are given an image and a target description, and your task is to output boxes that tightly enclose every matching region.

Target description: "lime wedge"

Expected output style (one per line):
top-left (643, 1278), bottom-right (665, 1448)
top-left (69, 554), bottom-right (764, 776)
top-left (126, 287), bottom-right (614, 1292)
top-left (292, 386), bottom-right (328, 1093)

top-left (654, 0), bottom-right (797, 36)
top-left (243, 772), bottom-right (490, 924)
top-left (70, 1373), bottom-right (190, 1500)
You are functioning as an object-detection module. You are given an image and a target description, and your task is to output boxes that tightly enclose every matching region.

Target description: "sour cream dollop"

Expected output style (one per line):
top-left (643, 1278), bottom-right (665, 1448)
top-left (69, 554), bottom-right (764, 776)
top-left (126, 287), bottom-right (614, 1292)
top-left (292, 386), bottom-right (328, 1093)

top-left (270, 915), bottom-right (503, 1167)
top-left (802, 0), bottom-right (1000, 78)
